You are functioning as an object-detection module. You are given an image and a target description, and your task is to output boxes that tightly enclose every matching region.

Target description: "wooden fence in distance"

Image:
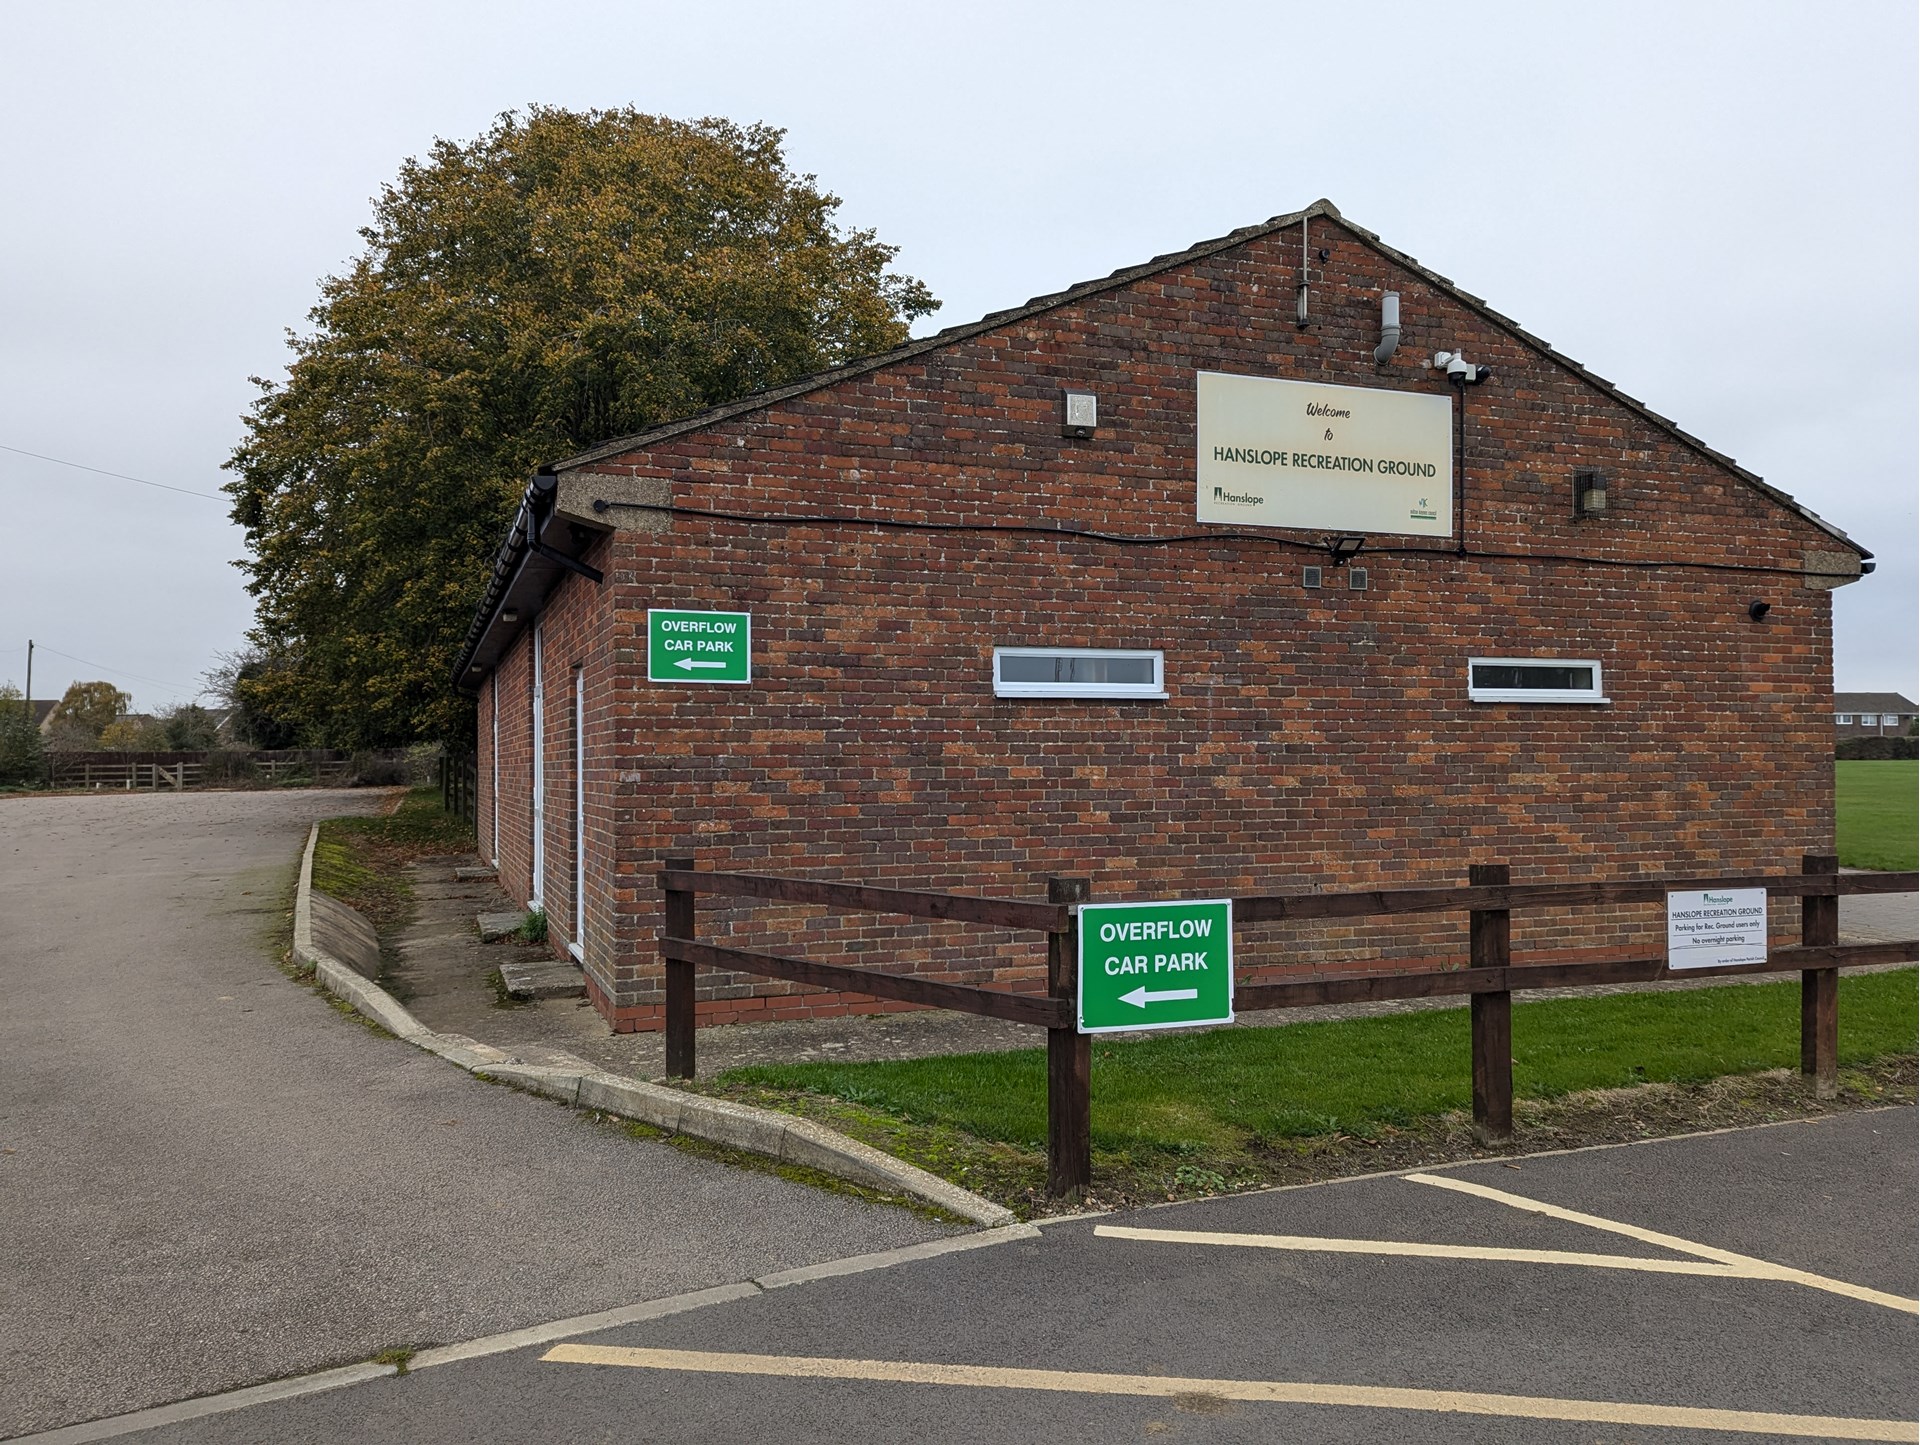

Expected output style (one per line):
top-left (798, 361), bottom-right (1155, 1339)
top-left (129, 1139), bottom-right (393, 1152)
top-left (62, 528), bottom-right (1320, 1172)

top-left (44, 748), bottom-right (378, 790)
top-left (440, 751), bottom-right (477, 830)
top-left (660, 854), bottom-right (1919, 1197)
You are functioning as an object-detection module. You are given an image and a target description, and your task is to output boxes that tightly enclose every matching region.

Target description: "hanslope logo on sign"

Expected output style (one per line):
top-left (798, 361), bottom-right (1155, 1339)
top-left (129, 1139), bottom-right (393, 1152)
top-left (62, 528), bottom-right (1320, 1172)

top-left (1665, 887), bottom-right (1768, 970)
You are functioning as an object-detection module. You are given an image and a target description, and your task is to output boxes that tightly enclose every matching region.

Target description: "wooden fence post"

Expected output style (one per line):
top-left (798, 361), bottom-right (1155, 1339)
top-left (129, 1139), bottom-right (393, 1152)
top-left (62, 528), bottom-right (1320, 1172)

top-left (664, 852), bottom-right (698, 1080)
top-left (1801, 852), bottom-right (1839, 1099)
top-left (1469, 862), bottom-right (1513, 1144)
top-left (1046, 875), bottom-right (1092, 1198)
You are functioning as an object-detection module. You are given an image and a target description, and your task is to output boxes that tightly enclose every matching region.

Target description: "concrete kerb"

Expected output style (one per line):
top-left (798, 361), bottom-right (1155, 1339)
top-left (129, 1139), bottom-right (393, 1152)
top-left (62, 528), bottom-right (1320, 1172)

top-left (291, 825), bottom-right (1013, 1226)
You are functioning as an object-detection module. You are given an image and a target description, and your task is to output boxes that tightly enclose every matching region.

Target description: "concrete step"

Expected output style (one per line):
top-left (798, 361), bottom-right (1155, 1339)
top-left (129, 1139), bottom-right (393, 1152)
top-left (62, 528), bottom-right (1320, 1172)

top-left (415, 883), bottom-right (494, 902)
top-left (499, 959), bottom-right (587, 1001)
top-left (477, 911), bottom-right (528, 942)
top-left (454, 866), bottom-right (496, 882)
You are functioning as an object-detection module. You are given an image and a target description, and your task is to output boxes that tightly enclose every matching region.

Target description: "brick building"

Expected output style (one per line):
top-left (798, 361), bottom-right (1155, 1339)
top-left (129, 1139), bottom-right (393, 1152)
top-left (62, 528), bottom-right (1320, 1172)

top-left (1833, 693), bottom-right (1915, 738)
top-left (453, 200), bottom-right (1870, 1034)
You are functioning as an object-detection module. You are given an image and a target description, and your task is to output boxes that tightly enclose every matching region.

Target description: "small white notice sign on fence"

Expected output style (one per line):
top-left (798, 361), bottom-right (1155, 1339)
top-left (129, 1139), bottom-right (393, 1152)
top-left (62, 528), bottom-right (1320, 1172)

top-left (1666, 888), bottom-right (1769, 970)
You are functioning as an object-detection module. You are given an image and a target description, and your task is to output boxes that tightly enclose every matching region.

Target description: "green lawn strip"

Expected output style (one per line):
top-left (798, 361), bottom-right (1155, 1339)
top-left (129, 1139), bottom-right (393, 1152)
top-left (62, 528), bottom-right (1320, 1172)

top-left (312, 786), bottom-right (472, 924)
top-left (1836, 759), bottom-right (1918, 871)
top-left (311, 785), bottom-right (476, 992)
top-left (715, 970), bottom-right (1916, 1209)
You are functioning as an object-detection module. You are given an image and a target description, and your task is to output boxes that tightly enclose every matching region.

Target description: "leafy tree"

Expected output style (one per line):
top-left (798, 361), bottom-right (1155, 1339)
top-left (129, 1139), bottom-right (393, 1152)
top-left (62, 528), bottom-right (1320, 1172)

top-left (203, 648), bottom-right (302, 749)
top-left (0, 684), bottom-right (44, 785)
top-left (100, 716), bottom-right (167, 751)
top-left (45, 680), bottom-right (130, 746)
top-left (160, 703), bottom-right (221, 750)
top-left (227, 107), bottom-right (938, 746)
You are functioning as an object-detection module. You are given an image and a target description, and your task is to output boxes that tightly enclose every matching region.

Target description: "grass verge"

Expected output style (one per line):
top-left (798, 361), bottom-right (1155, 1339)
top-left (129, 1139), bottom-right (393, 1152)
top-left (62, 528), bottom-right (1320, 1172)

top-left (310, 785), bottom-right (476, 995)
top-left (709, 969), bottom-right (1917, 1216)
top-left (1837, 759), bottom-right (1918, 870)
top-left (312, 785), bottom-right (475, 921)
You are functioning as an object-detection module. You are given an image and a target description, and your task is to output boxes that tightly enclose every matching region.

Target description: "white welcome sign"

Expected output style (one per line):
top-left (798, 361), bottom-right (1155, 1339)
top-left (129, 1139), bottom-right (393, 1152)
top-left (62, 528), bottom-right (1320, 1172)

top-left (1666, 888), bottom-right (1769, 970)
top-left (1195, 371), bottom-right (1454, 537)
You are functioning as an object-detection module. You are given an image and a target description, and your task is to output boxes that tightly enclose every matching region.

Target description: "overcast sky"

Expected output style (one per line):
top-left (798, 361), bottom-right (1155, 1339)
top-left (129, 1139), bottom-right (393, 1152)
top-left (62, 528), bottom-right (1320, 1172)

top-left (2, 0), bottom-right (1913, 712)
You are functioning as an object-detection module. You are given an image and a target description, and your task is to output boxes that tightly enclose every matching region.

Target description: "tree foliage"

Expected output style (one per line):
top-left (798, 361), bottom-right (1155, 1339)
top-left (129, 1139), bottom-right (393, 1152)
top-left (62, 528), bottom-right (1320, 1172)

top-left (100, 716), bottom-right (166, 751)
top-left (0, 685), bottom-right (44, 785)
top-left (203, 649), bottom-right (301, 748)
top-left (46, 681), bottom-right (130, 745)
top-left (161, 703), bottom-right (221, 751)
top-left (226, 107), bottom-right (939, 746)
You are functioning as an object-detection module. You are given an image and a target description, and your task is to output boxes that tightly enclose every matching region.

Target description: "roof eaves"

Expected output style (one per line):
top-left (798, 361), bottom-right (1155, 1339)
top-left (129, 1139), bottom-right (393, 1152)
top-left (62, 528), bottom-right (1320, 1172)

top-left (548, 201), bottom-right (1344, 473)
top-left (1331, 217), bottom-right (1867, 557)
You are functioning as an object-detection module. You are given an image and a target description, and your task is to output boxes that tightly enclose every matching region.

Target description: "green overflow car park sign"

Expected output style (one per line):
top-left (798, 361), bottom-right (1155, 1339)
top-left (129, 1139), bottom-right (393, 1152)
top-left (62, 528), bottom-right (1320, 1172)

top-left (1078, 898), bottom-right (1234, 1034)
top-left (648, 609), bottom-right (751, 684)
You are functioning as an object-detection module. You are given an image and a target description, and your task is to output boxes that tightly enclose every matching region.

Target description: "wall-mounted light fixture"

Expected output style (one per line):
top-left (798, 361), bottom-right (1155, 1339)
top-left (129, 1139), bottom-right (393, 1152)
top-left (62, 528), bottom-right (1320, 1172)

top-left (500, 608), bottom-right (522, 624)
top-left (1747, 599), bottom-right (1772, 622)
top-left (1323, 535), bottom-right (1367, 567)
top-left (1574, 469), bottom-right (1608, 518)
top-left (1061, 388), bottom-right (1098, 439)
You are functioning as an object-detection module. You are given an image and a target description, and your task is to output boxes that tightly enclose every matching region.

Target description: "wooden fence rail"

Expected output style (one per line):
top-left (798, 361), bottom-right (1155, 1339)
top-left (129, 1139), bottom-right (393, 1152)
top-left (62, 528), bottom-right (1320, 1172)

top-left (44, 749), bottom-right (376, 789)
top-left (660, 855), bottom-right (1918, 1197)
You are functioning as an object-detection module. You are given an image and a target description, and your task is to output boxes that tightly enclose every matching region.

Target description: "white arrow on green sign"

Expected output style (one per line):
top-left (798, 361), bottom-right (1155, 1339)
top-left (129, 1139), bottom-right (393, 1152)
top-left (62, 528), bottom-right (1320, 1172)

top-left (647, 608), bottom-right (751, 685)
top-left (1078, 898), bottom-right (1234, 1034)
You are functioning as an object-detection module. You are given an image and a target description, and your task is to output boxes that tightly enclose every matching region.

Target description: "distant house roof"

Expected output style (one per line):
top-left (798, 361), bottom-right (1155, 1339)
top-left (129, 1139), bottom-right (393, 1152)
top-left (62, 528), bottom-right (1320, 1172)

top-left (29, 699), bottom-right (57, 731)
top-left (1835, 693), bottom-right (1916, 714)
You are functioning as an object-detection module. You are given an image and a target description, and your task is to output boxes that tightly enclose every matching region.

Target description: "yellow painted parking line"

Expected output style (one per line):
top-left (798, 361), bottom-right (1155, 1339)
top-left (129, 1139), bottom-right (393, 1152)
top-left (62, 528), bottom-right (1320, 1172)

top-left (1092, 1223), bottom-right (1748, 1276)
top-left (540, 1343), bottom-right (1919, 1441)
top-left (1407, 1172), bottom-right (1920, 1315)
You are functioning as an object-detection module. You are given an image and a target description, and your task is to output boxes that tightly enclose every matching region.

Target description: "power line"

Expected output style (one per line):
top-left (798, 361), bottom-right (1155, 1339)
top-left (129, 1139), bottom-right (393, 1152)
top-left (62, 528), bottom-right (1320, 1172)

top-left (33, 645), bottom-right (203, 696)
top-left (0, 442), bottom-right (227, 502)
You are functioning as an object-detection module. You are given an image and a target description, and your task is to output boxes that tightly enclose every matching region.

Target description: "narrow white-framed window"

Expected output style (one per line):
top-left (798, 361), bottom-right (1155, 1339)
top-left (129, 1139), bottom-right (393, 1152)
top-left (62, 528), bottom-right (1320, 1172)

top-left (993, 647), bottom-right (1167, 700)
top-left (489, 682), bottom-right (500, 867)
top-left (570, 665), bottom-right (585, 962)
top-left (1468, 657), bottom-right (1608, 704)
top-left (529, 622), bottom-right (545, 910)
top-left (1883, 714), bottom-right (1901, 728)
top-left (1836, 714), bottom-right (1854, 725)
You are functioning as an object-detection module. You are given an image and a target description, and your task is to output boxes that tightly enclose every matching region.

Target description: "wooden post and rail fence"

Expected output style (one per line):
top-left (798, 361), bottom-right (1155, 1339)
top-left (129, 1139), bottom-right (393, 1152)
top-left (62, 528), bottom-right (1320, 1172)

top-left (439, 750), bottom-right (478, 830)
top-left (659, 854), bottom-right (1916, 1197)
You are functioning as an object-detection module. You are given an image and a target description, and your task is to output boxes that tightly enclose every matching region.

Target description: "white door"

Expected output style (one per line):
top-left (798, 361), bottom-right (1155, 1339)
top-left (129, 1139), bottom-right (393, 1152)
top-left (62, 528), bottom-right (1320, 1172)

top-left (572, 666), bottom-right (585, 960)
top-left (529, 622), bottom-right (545, 909)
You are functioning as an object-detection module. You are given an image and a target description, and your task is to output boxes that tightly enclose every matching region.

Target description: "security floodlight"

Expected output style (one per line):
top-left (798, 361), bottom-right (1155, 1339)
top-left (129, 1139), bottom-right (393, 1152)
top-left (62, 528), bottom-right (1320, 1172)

top-left (1324, 535), bottom-right (1367, 566)
top-left (1062, 389), bottom-right (1098, 438)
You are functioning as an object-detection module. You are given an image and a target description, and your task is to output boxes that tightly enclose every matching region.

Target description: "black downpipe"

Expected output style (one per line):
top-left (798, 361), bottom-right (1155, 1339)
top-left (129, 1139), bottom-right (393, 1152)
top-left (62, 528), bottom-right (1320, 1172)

top-left (1453, 380), bottom-right (1468, 557)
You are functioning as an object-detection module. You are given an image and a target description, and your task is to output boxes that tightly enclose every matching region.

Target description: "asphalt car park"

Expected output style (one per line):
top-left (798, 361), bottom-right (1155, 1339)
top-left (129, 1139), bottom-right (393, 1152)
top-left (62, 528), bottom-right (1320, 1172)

top-left (57, 1105), bottom-right (1916, 1445)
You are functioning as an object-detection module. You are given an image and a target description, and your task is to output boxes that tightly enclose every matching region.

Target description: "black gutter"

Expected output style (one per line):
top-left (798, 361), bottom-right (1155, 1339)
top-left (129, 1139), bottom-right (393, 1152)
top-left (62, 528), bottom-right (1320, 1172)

top-left (449, 470), bottom-right (557, 695)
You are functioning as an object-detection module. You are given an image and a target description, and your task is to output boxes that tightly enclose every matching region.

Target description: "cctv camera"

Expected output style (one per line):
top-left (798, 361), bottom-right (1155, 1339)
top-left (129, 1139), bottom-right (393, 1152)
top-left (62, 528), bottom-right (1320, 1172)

top-left (1434, 350), bottom-right (1491, 385)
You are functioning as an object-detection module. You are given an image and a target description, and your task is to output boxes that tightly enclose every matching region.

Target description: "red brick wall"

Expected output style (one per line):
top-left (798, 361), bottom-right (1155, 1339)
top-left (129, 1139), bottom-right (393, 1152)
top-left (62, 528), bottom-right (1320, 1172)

top-left (483, 540), bottom-right (621, 972)
top-left (496, 215), bottom-right (1846, 1030)
top-left (488, 631), bottom-right (533, 908)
